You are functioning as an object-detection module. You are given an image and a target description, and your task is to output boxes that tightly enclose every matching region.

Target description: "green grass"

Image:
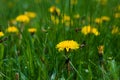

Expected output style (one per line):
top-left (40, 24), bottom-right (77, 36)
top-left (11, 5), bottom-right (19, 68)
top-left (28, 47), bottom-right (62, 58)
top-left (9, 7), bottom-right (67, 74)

top-left (0, 0), bottom-right (120, 80)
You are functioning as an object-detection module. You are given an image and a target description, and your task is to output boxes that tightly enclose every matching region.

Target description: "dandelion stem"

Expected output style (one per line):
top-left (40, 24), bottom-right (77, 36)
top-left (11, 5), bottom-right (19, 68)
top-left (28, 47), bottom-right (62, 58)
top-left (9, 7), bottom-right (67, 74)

top-left (64, 50), bottom-right (70, 77)
top-left (67, 59), bottom-right (70, 77)
top-left (69, 61), bottom-right (83, 80)
top-left (63, 55), bottom-right (83, 80)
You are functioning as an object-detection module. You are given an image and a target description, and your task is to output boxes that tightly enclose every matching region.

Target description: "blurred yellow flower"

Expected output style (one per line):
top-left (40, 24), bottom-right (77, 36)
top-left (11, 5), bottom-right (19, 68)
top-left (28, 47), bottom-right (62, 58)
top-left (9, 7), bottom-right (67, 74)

top-left (9, 19), bottom-right (17, 25)
top-left (97, 0), bottom-right (107, 5)
top-left (95, 18), bottom-right (102, 24)
top-left (95, 16), bottom-right (110, 24)
top-left (28, 28), bottom-right (37, 33)
top-left (51, 15), bottom-right (59, 24)
top-left (62, 15), bottom-right (70, 21)
top-left (81, 25), bottom-right (91, 35)
top-left (101, 16), bottom-right (110, 21)
top-left (24, 11), bottom-right (36, 18)
top-left (118, 5), bottom-right (120, 11)
top-left (55, 0), bottom-right (60, 3)
top-left (92, 28), bottom-right (100, 36)
top-left (98, 45), bottom-right (104, 54)
top-left (62, 14), bottom-right (73, 26)
top-left (71, 0), bottom-right (78, 5)
top-left (114, 13), bottom-right (120, 18)
top-left (65, 21), bottom-right (73, 27)
top-left (56, 40), bottom-right (79, 52)
top-left (81, 25), bottom-right (100, 36)
top-left (115, 5), bottom-right (120, 11)
top-left (6, 26), bottom-right (19, 33)
top-left (16, 14), bottom-right (30, 23)
top-left (73, 14), bottom-right (80, 19)
top-left (0, 31), bottom-right (4, 37)
top-left (111, 26), bottom-right (119, 34)
top-left (49, 6), bottom-right (60, 16)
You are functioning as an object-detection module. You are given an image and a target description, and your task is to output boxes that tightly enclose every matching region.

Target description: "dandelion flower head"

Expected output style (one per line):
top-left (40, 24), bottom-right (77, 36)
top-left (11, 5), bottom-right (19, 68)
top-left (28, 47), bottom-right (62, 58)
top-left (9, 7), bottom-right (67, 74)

top-left (73, 14), bottom-right (80, 19)
top-left (91, 28), bottom-right (100, 36)
top-left (24, 11), bottom-right (36, 18)
top-left (6, 26), bottom-right (18, 33)
top-left (49, 6), bottom-right (60, 16)
top-left (28, 28), bottom-right (37, 33)
top-left (81, 25), bottom-right (100, 36)
top-left (111, 26), bottom-right (119, 34)
top-left (56, 40), bottom-right (79, 52)
top-left (0, 31), bottom-right (4, 37)
top-left (16, 14), bottom-right (30, 23)
top-left (51, 15), bottom-right (59, 24)
top-left (101, 16), bottom-right (110, 21)
top-left (114, 13), bottom-right (120, 18)
top-left (95, 18), bottom-right (102, 24)
top-left (71, 0), bottom-right (78, 5)
top-left (81, 25), bottom-right (91, 35)
top-left (61, 14), bottom-right (73, 26)
top-left (95, 16), bottom-right (110, 24)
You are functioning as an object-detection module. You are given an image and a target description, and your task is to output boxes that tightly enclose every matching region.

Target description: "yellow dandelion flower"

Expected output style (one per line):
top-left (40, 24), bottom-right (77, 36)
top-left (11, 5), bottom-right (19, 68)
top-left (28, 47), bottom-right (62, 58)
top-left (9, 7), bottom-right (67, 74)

top-left (97, 0), bottom-right (107, 5)
top-left (9, 19), bottom-right (17, 25)
top-left (95, 16), bottom-right (110, 24)
top-left (62, 15), bottom-right (73, 26)
top-left (81, 25), bottom-right (100, 36)
top-left (28, 28), bottom-right (37, 33)
top-left (73, 14), bottom-right (80, 19)
top-left (71, 0), bottom-right (78, 5)
top-left (115, 5), bottom-right (120, 11)
top-left (6, 26), bottom-right (19, 33)
top-left (0, 31), bottom-right (4, 37)
top-left (16, 14), bottom-right (30, 23)
top-left (92, 28), bottom-right (100, 36)
top-left (64, 20), bottom-right (73, 27)
top-left (51, 15), bottom-right (59, 24)
top-left (49, 6), bottom-right (60, 16)
top-left (114, 13), bottom-right (120, 18)
top-left (62, 15), bottom-right (70, 22)
top-left (81, 25), bottom-right (91, 35)
top-left (95, 18), bottom-right (102, 24)
top-left (98, 45), bottom-right (104, 54)
top-left (24, 11), bottom-right (36, 18)
top-left (111, 26), bottom-right (119, 34)
top-left (56, 40), bottom-right (79, 52)
top-left (101, 16), bottom-right (110, 21)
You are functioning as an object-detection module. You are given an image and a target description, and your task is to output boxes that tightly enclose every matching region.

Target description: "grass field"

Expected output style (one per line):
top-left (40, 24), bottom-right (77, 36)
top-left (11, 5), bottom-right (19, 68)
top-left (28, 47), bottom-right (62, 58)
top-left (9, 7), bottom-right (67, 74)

top-left (0, 0), bottom-right (120, 80)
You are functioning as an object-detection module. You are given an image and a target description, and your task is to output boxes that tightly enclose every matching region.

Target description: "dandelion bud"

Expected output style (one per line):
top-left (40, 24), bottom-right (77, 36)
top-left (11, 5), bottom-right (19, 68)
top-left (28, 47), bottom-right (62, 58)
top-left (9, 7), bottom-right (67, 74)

top-left (98, 45), bottom-right (104, 54)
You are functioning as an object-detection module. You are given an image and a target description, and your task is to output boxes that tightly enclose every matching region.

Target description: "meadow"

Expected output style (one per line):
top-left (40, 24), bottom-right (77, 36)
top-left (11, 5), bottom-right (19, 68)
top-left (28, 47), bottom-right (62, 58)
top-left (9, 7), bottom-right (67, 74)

top-left (0, 0), bottom-right (120, 80)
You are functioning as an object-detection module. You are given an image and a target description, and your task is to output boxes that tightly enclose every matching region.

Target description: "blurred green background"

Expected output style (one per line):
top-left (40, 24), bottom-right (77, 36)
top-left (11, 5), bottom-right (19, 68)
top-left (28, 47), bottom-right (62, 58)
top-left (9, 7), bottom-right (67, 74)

top-left (0, 0), bottom-right (120, 80)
